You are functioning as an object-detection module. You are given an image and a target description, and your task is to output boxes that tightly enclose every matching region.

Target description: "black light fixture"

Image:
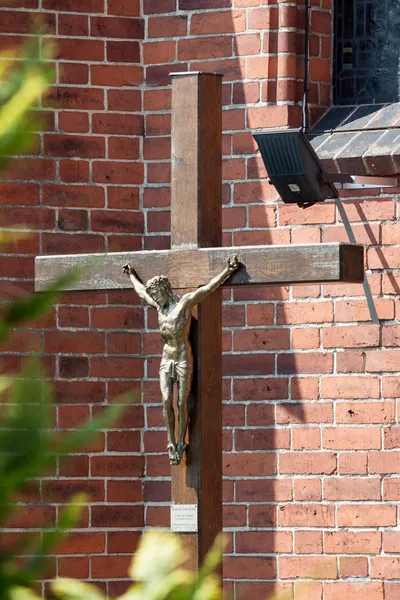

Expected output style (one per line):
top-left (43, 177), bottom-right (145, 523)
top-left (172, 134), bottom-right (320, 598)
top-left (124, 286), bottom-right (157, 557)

top-left (253, 128), bottom-right (352, 208)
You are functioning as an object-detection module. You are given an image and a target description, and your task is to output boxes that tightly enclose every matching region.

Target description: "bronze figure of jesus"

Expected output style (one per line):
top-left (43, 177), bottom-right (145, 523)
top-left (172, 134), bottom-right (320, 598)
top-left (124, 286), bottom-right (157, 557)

top-left (123, 256), bottom-right (240, 466)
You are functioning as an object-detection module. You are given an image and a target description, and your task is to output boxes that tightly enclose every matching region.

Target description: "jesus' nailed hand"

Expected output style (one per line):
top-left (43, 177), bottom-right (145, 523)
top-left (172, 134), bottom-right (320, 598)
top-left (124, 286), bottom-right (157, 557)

top-left (123, 255), bottom-right (240, 466)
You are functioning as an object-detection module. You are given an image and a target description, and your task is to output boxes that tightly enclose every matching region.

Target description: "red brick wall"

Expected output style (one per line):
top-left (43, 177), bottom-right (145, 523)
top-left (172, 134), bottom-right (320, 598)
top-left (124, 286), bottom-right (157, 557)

top-left (1, 1), bottom-right (400, 599)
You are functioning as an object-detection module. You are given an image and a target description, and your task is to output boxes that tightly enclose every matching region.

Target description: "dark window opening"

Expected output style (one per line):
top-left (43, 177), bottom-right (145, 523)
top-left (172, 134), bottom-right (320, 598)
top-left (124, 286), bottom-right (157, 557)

top-left (333, 0), bottom-right (400, 105)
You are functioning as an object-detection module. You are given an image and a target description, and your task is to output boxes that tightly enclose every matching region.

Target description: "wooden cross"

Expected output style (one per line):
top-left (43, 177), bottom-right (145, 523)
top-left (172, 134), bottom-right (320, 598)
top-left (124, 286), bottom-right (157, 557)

top-left (35, 73), bottom-right (364, 572)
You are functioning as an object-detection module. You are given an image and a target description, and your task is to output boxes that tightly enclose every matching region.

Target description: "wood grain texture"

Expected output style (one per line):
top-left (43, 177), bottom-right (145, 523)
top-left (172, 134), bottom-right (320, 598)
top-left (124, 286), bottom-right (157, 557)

top-left (170, 72), bottom-right (223, 570)
top-left (35, 243), bottom-right (364, 291)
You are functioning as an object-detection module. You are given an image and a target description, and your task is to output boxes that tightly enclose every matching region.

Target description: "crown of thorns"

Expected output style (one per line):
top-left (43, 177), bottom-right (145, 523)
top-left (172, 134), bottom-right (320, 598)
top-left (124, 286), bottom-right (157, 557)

top-left (145, 275), bottom-right (172, 293)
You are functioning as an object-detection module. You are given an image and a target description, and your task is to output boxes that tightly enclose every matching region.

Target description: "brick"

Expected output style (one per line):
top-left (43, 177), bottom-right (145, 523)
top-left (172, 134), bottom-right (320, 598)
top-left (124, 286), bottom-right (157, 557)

top-left (236, 479), bottom-right (292, 502)
top-left (324, 477), bottom-right (381, 501)
top-left (235, 33), bottom-right (261, 56)
top-left (178, 36), bottom-right (232, 60)
top-left (323, 427), bottom-right (381, 450)
top-left (386, 583), bottom-right (400, 600)
top-left (91, 65), bottom-right (143, 87)
top-left (294, 530), bottom-right (322, 554)
top-left (336, 350), bottom-right (365, 374)
top-left (91, 506), bottom-right (144, 528)
top-left (235, 428), bottom-right (289, 451)
top-left (0, 11), bottom-right (55, 34)
top-left (59, 356), bottom-right (88, 378)
top-left (42, 233), bottom-right (104, 255)
top-left (369, 452), bottom-right (400, 474)
top-left (108, 90), bottom-right (141, 112)
top-left (336, 402), bottom-right (395, 424)
top-left (371, 557), bottom-right (400, 580)
top-left (58, 14), bottom-right (88, 36)
top-left (234, 378), bottom-right (288, 401)
top-left (191, 10), bottom-right (245, 34)
top-left (91, 16), bottom-right (144, 39)
top-left (277, 301), bottom-right (333, 324)
top-left (58, 111), bottom-right (89, 132)
top-left (366, 350), bottom-right (400, 372)
top-left (91, 210), bottom-right (143, 233)
top-left (42, 480), bottom-right (104, 503)
top-left (292, 428), bottom-right (321, 451)
top-left (91, 357), bottom-right (143, 378)
top-left (248, 7), bottom-right (278, 29)
top-left (107, 480), bottom-right (142, 502)
top-left (246, 304), bottom-right (274, 326)
top-left (108, 187), bottom-right (140, 209)
top-left (107, 40), bottom-right (140, 63)
top-left (0, 183), bottom-right (39, 206)
top-left (321, 377), bottom-right (380, 399)
top-left (335, 299), bottom-right (394, 322)
top-left (339, 452), bottom-right (368, 475)
top-left (277, 403), bottom-right (332, 424)
top-left (44, 87), bottom-right (104, 110)
top-left (324, 583), bottom-right (383, 600)
top-left (223, 354), bottom-right (274, 376)
top-left (148, 15), bottom-right (187, 38)
top-left (291, 378), bottom-right (320, 399)
top-left (279, 504), bottom-right (334, 528)
top-left (279, 203), bottom-right (335, 225)
top-left (338, 505), bottom-right (396, 527)
top-left (323, 325), bottom-right (379, 348)
top-left (383, 478), bottom-right (400, 500)
top-left (54, 381), bottom-right (104, 404)
top-left (92, 114), bottom-right (143, 136)
top-left (91, 555), bottom-right (132, 579)
top-left (58, 557), bottom-right (88, 579)
top-left (223, 452), bottom-right (275, 477)
top-left (325, 531), bottom-right (381, 554)
top-left (45, 331), bottom-right (104, 354)
top-left (44, 0), bottom-right (102, 9)
top-left (236, 531), bottom-right (292, 554)
top-left (109, 137), bottom-right (140, 160)
top-left (43, 185), bottom-right (104, 208)
top-left (224, 556), bottom-right (276, 580)
top-left (44, 134), bottom-right (105, 158)
top-left (57, 38), bottom-right (104, 62)
top-left (280, 452), bottom-right (336, 475)
top-left (59, 160), bottom-right (89, 183)
top-left (92, 161), bottom-right (144, 184)
top-left (278, 352), bottom-right (333, 374)
top-left (383, 531), bottom-right (400, 553)
top-left (234, 328), bottom-right (289, 351)
top-left (294, 478), bottom-right (321, 501)
top-left (280, 556), bottom-right (337, 580)
top-left (292, 328), bottom-right (320, 350)
top-left (91, 456), bottom-right (143, 477)
top-left (108, 0), bottom-right (140, 15)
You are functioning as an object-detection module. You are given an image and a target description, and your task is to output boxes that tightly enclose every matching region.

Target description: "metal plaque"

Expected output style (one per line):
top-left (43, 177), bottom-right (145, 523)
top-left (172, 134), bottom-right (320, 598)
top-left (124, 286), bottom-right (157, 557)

top-left (171, 504), bottom-right (198, 533)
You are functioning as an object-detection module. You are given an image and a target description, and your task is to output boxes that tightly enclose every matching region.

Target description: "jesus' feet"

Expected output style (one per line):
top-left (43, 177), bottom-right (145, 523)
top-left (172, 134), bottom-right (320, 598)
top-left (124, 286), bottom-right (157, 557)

top-left (167, 443), bottom-right (179, 466)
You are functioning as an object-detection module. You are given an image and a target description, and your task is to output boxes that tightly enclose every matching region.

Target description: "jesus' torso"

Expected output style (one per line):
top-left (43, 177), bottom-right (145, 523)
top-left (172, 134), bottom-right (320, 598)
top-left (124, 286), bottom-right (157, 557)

top-left (158, 299), bottom-right (193, 365)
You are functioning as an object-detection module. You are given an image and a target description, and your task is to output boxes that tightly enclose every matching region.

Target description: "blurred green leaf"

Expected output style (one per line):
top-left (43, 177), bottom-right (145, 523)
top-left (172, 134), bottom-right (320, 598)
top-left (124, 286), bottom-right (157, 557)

top-left (51, 579), bottom-right (106, 600)
top-left (0, 267), bottom-right (85, 343)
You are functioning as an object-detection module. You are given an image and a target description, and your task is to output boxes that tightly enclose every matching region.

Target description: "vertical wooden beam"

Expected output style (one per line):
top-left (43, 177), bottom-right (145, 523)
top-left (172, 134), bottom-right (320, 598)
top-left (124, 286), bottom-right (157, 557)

top-left (170, 72), bottom-right (223, 569)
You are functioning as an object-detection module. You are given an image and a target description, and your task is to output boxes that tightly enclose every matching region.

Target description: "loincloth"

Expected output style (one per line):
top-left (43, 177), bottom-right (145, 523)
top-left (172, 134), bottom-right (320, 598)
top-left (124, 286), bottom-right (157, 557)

top-left (160, 358), bottom-right (187, 382)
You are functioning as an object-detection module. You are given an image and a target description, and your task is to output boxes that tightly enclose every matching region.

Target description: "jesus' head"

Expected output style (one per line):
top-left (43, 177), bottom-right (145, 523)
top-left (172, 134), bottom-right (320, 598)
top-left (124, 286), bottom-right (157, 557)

top-left (145, 275), bottom-right (176, 307)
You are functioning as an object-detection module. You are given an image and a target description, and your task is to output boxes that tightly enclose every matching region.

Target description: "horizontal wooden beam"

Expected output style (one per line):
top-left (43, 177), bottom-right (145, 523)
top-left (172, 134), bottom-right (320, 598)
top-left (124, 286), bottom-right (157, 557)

top-left (35, 243), bottom-right (364, 292)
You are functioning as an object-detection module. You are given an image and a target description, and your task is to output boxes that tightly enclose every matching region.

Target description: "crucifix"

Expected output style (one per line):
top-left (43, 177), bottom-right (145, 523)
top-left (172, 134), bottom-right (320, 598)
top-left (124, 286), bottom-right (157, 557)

top-left (35, 73), bottom-right (364, 572)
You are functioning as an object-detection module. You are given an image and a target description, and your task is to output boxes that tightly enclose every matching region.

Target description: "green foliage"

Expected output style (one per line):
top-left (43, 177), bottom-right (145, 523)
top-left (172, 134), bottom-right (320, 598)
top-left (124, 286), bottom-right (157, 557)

top-left (9, 532), bottom-right (224, 600)
top-left (0, 37), bottom-right (54, 172)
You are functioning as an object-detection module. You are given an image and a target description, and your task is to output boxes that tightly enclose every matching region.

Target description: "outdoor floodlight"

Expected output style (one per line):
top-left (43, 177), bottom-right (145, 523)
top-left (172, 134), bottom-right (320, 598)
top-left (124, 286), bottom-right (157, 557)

top-left (253, 129), bottom-right (352, 209)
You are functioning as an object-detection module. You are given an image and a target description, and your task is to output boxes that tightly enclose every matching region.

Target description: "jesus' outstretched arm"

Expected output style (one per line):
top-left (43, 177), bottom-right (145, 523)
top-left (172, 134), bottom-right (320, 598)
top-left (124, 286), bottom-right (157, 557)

top-left (123, 263), bottom-right (158, 309)
top-left (180, 255), bottom-right (240, 309)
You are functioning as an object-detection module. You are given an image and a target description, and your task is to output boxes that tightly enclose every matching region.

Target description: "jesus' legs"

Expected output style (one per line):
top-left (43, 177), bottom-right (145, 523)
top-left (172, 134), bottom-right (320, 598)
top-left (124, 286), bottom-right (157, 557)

top-left (160, 371), bottom-right (177, 464)
top-left (176, 376), bottom-right (190, 464)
